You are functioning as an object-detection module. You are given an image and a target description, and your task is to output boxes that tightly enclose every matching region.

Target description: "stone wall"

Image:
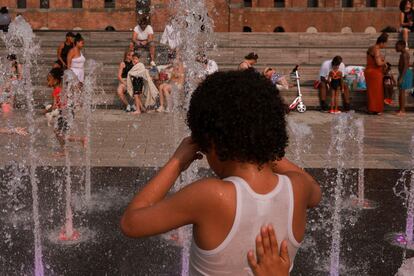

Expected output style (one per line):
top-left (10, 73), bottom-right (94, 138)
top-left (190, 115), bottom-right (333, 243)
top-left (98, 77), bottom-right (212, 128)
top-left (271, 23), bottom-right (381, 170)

top-left (1, 0), bottom-right (402, 32)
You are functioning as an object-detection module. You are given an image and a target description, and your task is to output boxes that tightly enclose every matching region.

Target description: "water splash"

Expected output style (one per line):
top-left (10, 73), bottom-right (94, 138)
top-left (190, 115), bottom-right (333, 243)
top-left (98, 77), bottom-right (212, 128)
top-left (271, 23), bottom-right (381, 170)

top-left (1, 16), bottom-right (44, 276)
top-left (167, 1), bottom-right (215, 275)
top-left (350, 118), bottom-right (378, 209)
top-left (82, 60), bottom-right (105, 205)
top-left (327, 114), bottom-right (349, 276)
top-left (387, 132), bottom-right (414, 250)
top-left (287, 118), bottom-right (313, 167)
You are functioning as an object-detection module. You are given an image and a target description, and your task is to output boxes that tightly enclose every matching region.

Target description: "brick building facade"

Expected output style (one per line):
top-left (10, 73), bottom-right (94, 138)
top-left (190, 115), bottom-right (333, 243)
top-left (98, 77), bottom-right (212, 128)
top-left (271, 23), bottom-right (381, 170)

top-left (1, 0), bottom-right (402, 32)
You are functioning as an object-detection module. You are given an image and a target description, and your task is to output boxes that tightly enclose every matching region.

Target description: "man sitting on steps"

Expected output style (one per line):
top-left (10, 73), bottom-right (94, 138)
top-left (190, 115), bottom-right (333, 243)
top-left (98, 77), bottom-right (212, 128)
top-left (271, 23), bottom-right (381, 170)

top-left (129, 16), bottom-right (157, 67)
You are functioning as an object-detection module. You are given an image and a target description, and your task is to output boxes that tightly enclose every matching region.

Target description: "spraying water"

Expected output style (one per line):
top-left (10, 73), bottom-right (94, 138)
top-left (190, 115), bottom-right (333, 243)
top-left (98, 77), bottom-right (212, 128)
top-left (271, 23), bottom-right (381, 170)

top-left (58, 70), bottom-right (81, 241)
top-left (327, 114), bottom-right (349, 276)
top-left (165, 1), bottom-right (215, 275)
top-left (405, 134), bottom-right (414, 244)
top-left (1, 16), bottom-right (44, 275)
top-left (287, 118), bottom-right (313, 167)
top-left (82, 60), bottom-right (104, 205)
top-left (387, 132), bottom-right (414, 250)
top-left (351, 118), bottom-right (378, 209)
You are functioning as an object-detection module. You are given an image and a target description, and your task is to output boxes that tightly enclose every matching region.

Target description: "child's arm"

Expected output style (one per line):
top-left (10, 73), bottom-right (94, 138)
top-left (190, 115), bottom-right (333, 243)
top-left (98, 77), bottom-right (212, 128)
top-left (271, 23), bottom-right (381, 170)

top-left (327, 71), bottom-right (332, 83)
top-left (271, 158), bottom-right (321, 208)
top-left (121, 137), bottom-right (214, 238)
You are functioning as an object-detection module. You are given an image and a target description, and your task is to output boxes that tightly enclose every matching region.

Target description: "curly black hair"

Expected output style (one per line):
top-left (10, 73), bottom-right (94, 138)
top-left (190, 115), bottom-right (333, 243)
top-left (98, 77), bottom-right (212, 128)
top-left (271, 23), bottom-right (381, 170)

top-left (187, 70), bottom-right (288, 166)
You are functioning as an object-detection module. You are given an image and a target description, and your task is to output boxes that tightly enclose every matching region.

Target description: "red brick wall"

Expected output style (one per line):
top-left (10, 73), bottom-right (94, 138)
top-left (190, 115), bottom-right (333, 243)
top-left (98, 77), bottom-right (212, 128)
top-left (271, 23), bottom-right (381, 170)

top-left (1, 0), bottom-right (402, 32)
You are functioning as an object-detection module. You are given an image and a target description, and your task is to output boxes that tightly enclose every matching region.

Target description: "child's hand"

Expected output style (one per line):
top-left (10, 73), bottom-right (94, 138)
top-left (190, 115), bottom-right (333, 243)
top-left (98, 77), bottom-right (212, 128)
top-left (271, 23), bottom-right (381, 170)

top-left (172, 137), bottom-right (203, 171)
top-left (247, 225), bottom-right (290, 276)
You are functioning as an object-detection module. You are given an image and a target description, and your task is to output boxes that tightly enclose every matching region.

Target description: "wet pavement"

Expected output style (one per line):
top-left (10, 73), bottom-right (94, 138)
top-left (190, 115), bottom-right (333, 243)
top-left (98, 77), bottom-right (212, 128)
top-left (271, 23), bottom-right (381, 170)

top-left (1, 109), bottom-right (414, 275)
top-left (0, 167), bottom-right (413, 275)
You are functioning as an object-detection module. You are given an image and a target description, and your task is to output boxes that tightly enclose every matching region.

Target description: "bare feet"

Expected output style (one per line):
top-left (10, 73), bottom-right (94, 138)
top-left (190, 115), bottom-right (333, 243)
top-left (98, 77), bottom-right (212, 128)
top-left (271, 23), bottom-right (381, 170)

top-left (131, 111), bottom-right (141, 115)
top-left (396, 111), bottom-right (406, 116)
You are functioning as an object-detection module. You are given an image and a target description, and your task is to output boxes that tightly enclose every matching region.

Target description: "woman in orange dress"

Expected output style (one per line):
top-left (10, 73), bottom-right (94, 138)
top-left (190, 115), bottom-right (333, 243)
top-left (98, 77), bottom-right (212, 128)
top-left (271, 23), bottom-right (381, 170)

top-left (365, 33), bottom-right (388, 114)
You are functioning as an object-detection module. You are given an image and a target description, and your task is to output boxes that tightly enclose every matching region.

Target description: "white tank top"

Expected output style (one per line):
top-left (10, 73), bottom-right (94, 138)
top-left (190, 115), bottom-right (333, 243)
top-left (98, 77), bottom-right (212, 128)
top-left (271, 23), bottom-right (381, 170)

top-left (189, 174), bottom-right (301, 275)
top-left (71, 53), bottom-right (85, 82)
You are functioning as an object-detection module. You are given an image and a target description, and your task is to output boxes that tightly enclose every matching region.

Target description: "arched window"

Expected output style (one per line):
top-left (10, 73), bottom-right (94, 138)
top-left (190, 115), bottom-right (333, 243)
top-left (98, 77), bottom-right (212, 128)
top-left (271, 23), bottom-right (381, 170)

top-left (366, 0), bottom-right (377, 7)
top-left (105, 0), bottom-right (115, 9)
top-left (105, 26), bottom-right (116, 31)
top-left (306, 26), bottom-right (318, 33)
top-left (342, 0), bottom-right (353, 7)
top-left (308, 0), bottom-right (318, 7)
top-left (274, 0), bottom-right (285, 8)
top-left (17, 0), bottom-right (26, 9)
top-left (40, 0), bottom-right (49, 9)
top-left (364, 26), bottom-right (376, 34)
top-left (244, 0), bottom-right (252, 7)
top-left (273, 26), bottom-right (285, 32)
top-left (243, 26), bottom-right (252, 32)
top-left (73, 0), bottom-right (82, 8)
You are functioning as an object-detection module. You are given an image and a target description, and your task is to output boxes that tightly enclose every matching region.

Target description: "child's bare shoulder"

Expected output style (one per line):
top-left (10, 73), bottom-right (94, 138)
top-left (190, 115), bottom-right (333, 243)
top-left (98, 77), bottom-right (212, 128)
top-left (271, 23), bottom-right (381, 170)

top-left (185, 177), bottom-right (236, 205)
top-left (283, 171), bottom-right (316, 200)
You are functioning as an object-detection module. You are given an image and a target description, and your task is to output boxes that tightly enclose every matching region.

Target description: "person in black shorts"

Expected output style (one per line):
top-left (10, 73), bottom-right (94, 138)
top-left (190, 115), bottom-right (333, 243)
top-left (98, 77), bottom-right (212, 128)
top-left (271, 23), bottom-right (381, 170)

top-left (400, 0), bottom-right (414, 49)
top-left (53, 32), bottom-right (75, 69)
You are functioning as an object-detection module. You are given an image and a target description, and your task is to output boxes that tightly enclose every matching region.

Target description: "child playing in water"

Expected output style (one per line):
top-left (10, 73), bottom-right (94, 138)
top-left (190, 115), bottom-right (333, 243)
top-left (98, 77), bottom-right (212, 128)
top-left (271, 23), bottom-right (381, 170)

top-left (383, 62), bottom-right (396, 105)
top-left (327, 59), bottom-right (343, 114)
top-left (47, 68), bottom-right (86, 156)
top-left (121, 70), bottom-right (321, 274)
top-left (395, 40), bottom-right (412, 115)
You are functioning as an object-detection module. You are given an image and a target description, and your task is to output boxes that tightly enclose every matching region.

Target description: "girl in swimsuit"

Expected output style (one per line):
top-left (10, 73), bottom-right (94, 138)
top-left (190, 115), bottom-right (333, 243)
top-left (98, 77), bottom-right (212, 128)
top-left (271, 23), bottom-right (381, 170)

top-left (328, 64), bottom-right (343, 114)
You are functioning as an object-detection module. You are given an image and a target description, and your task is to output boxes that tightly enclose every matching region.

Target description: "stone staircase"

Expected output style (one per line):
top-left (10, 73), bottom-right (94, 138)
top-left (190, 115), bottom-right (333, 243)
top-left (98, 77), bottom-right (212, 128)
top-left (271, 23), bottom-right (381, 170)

top-left (1, 31), bottom-right (413, 110)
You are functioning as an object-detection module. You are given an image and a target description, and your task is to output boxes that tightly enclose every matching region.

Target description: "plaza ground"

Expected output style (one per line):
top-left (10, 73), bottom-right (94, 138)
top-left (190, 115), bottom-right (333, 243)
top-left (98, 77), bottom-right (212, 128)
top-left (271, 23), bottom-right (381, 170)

top-left (0, 109), bottom-right (413, 169)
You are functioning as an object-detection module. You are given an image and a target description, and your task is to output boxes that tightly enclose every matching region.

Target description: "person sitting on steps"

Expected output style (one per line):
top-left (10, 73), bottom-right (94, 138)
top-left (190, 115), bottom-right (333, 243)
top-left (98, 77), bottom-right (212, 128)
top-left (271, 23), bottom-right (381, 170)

top-left (129, 16), bottom-right (157, 67)
top-left (117, 50), bottom-right (136, 112)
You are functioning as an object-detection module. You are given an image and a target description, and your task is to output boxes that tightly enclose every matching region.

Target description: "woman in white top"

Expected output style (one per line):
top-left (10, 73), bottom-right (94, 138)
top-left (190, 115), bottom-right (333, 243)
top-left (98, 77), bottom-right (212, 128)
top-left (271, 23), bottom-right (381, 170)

top-left (129, 17), bottom-right (156, 66)
top-left (67, 33), bottom-right (86, 83)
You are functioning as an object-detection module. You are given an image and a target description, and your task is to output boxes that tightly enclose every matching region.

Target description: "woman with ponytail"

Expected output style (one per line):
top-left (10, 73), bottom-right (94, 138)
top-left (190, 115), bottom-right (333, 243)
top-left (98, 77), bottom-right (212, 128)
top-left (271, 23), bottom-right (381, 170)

top-left (67, 33), bottom-right (86, 84)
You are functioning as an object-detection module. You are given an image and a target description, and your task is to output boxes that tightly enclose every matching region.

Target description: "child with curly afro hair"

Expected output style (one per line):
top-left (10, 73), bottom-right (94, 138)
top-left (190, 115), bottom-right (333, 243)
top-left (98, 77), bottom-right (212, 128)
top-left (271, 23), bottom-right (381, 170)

top-left (121, 70), bottom-right (321, 275)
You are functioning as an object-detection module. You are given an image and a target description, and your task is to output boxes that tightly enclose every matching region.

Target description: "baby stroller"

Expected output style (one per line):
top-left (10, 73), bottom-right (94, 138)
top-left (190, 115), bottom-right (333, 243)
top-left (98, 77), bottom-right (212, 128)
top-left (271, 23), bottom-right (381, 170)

top-left (288, 65), bottom-right (306, 113)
